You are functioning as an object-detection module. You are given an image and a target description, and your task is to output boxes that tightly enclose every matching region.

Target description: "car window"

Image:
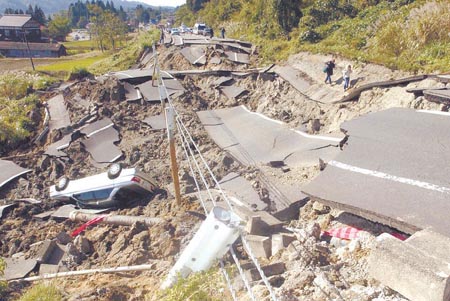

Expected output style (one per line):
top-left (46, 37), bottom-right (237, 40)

top-left (198, 25), bottom-right (205, 30)
top-left (74, 188), bottom-right (114, 201)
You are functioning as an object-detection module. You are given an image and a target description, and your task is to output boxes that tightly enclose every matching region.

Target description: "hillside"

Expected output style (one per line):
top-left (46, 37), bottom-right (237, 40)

top-left (175, 0), bottom-right (450, 73)
top-left (0, 0), bottom-right (153, 15)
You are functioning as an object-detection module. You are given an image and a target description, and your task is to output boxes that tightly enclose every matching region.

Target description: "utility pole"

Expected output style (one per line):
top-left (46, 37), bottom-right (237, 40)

top-left (153, 45), bottom-right (182, 205)
top-left (165, 107), bottom-right (182, 205)
top-left (21, 31), bottom-right (35, 71)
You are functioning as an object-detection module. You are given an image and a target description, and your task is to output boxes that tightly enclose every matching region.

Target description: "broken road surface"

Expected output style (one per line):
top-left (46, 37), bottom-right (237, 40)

top-left (303, 108), bottom-right (450, 236)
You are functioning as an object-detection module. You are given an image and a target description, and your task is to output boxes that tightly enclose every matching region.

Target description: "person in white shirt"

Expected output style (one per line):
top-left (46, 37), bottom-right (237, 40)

top-left (342, 64), bottom-right (352, 91)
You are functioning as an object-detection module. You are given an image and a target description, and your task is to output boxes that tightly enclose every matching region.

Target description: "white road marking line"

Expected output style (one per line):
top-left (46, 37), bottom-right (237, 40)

top-left (416, 110), bottom-right (450, 116)
top-left (114, 72), bottom-right (132, 78)
top-left (193, 54), bottom-right (205, 64)
top-left (0, 170), bottom-right (32, 188)
top-left (240, 105), bottom-right (343, 143)
top-left (86, 123), bottom-right (114, 138)
top-left (328, 160), bottom-right (450, 194)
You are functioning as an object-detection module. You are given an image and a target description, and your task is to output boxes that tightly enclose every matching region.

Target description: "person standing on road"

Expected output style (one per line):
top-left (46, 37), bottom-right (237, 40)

top-left (210, 28), bottom-right (214, 38)
top-left (159, 29), bottom-right (165, 45)
top-left (220, 27), bottom-right (226, 39)
top-left (342, 64), bottom-right (352, 91)
top-left (324, 59), bottom-right (336, 84)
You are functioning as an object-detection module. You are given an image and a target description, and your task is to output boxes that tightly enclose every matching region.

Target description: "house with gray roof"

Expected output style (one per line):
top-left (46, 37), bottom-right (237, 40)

top-left (0, 15), bottom-right (42, 42)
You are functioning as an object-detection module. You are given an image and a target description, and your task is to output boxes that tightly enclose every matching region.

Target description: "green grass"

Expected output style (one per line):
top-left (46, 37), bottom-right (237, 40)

top-left (18, 283), bottom-right (63, 301)
top-left (155, 267), bottom-right (231, 301)
top-left (63, 39), bottom-right (97, 55)
top-left (89, 29), bottom-right (160, 75)
top-left (0, 258), bottom-right (6, 298)
top-left (36, 53), bottom-right (109, 73)
top-left (0, 73), bottom-right (56, 155)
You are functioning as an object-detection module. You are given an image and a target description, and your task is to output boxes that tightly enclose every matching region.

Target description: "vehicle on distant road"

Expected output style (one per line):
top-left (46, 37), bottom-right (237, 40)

top-left (49, 164), bottom-right (157, 209)
top-left (170, 28), bottom-right (180, 35)
top-left (193, 23), bottom-right (206, 35)
top-left (202, 27), bottom-right (212, 36)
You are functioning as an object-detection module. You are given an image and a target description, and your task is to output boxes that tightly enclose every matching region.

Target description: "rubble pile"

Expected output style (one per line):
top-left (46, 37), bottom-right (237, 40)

top-left (1, 34), bottom-right (449, 300)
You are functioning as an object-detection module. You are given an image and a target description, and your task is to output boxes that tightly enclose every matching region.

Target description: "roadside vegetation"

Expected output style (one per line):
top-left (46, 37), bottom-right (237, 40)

top-left (177, 0), bottom-right (450, 72)
top-left (0, 258), bottom-right (6, 298)
top-left (18, 283), bottom-right (63, 301)
top-left (0, 73), bottom-right (56, 155)
top-left (155, 267), bottom-right (231, 301)
top-left (89, 29), bottom-right (160, 74)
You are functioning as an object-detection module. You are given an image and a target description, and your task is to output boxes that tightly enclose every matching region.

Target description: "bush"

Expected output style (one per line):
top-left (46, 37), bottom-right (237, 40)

top-left (18, 283), bottom-right (63, 301)
top-left (68, 67), bottom-right (93, 80)
top-left (300, 29), bottom-right (321, 43)
top-left (0, 95), bottom-right (39, 148)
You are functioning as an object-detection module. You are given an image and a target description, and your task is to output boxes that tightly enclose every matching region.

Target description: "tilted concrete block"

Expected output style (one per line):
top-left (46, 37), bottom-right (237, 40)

top-left (368, 235), bottom-right (450, 301)
top-left (272, 233), bottom-right (296, 255)
top-left (406, 229), bottom-right (450, 262)
top-left (245, 216), bottom-right (269, 236)
top-left (244, 262), bottom-right (286, 281)
top-left (245, 235), bottom-right (272, 259)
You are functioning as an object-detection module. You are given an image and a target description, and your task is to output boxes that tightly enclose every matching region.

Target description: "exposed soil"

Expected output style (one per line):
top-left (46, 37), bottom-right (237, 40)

top-left (0, 40), bottom-right (448, 301)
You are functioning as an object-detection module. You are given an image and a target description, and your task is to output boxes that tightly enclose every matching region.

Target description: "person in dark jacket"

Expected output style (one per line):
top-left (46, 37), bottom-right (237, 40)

top-left (324, 59), bottom-right (336, 84)
top-left (210, 28), bottom-right (214, 38)
top-left (220, 27), bottom-right (226, 39)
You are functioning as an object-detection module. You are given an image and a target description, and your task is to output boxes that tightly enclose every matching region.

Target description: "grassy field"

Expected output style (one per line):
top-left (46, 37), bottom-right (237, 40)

top-left (36, 51), bottom-right (108, 73)
top-left (63, 39), bottom-right (97, 55)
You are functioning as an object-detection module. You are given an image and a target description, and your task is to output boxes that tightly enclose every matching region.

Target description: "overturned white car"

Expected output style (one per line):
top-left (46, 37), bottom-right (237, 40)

top-left (49, 164), bottom-right (157, 209)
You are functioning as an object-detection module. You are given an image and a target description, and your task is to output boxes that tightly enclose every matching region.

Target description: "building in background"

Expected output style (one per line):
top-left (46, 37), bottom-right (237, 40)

top-left (0, 15), bottom-right (42, 42)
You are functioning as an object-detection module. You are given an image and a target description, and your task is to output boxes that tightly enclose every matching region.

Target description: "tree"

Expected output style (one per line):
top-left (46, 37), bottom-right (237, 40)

top-left (48, 14), bottom-right (72, 41)
top-left (89, 6), bottom-right (127, 51)
top-left (186, 0), bottom-right (209, 12)
top-left (274, 0), bottom-right (302, 33)
top-left (33, 5), bottom-right (47, 25)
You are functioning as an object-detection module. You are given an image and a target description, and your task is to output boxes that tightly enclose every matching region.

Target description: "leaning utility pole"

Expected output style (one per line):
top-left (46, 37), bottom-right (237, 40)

top-left (21, 31), bottom-right (35, 71)
top-left (153, 45), bottom-right (182, 205)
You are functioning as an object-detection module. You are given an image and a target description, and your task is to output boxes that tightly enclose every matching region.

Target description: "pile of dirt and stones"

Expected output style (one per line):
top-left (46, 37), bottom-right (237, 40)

top-left (1, 38), bottom-right (448, 300)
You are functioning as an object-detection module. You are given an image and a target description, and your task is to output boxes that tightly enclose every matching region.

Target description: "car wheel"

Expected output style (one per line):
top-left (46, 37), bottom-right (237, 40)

top-left (108, 163), bottom-right (122, 179)
top-left (55, 176), bottom-right (69, 191)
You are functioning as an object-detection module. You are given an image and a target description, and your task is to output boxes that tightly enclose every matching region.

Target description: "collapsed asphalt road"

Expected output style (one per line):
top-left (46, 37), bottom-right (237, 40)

top-left (0, 32), bottom-right (449, 300)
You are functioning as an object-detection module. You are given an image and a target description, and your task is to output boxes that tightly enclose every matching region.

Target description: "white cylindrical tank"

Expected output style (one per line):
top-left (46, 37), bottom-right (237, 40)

top-left (161, 206), bottom-right (241, 289)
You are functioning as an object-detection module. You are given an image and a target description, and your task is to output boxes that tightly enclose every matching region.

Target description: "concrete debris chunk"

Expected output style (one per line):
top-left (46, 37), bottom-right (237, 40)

top-left (225, 51), bottom-right (250, 64)
top-left (44, 133), bottom-right (73, 157)
top-left (143, 114), bottom-right (167, 130)
top-left (245, 235), bottom-right (272, 259)
top-left (81, 126), bottom-right (122, 163)
top-left (368, 233), bottom-right (450, 301)
top-left (137, 79), bottom-right (185, 102)
top-left (220, 85), bottom-right (247, 99)
top-left (79, 118), bottom-right (122, 163)
top-left (124, 82), bottom-right (142, 102)
top-left (218, 172), bottom-right (267, 211)
top-left (0, 160), bottom-right (31, 191)
top-left (34, 240), bottom-right (56, 263)
top-left (424, 89), bottom-right (450, 104)
top-left (0, 204), bottom-right (16, 219)
top-left (3, 258), bottom-right (37, 280)
top-left (245, 262), bottom-right (286, 282)
top-left (47, 94), bottom-right (71, 131)
top-left (272, 233), bottom-right (296, 255)
top-left (39, 264), bottom-right (68, 275)
top-left (180, 46), bottom-right (206, 65)
top-left (213, 76), bottom-right (233, 87)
